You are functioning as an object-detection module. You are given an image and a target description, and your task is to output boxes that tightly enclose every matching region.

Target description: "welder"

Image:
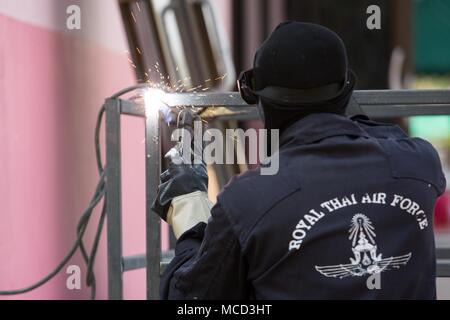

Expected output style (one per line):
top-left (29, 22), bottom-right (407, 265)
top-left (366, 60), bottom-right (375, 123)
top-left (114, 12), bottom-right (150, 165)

top-left (152, 21), bottom-right (446, 299)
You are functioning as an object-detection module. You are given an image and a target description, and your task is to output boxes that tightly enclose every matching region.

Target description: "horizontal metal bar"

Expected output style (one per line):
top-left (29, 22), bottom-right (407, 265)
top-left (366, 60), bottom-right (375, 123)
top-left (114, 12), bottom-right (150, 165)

top-left (362, 104), bottom-right (450, 118)
top-left (204, 107), bottom-right (259, 122)
top-left (353, 90), bottom-right (450, 105)
top-left (164, 92), bottom-right (247, 107)
top-left (117, 90), bottom-right (450, 119)
top-left (122, 254), bottom-right (147, 272)
top-left (162, 90), bottom-right (450, 108)
top-left (437, 259), bottom-right (450, 277)
top-left (202, 104), bottom-right (450, 121)
top-left (160, 250), bottom-right (175, 275)
top-left (120, 99), bottom-right (146, 117)
top-left (437, 247), bottom-right (450, 260)
top-left (123, 252), bottom-right (175, 273)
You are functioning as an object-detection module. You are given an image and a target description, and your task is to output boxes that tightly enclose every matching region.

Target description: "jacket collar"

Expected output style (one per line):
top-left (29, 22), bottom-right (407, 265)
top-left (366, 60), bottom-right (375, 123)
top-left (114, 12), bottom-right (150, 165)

top-left (279, 113), bottom-right (370, 147)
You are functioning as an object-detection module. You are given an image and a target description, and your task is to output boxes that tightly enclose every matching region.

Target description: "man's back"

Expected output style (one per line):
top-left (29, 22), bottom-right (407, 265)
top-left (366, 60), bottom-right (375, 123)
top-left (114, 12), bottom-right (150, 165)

top-left (157, 22), bottom-right (447, 300)
top-left (218, 113), bottom-right (445, 299)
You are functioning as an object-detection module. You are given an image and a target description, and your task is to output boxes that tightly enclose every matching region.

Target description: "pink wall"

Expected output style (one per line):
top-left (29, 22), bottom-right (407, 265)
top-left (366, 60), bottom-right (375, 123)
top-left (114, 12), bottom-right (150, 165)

top-left (0, 5), bottom-right (152, 299)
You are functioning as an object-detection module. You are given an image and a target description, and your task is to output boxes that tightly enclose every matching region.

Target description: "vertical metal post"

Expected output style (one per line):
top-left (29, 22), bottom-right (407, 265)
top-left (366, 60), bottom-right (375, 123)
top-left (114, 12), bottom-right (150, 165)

top-left (105, 98), bottom-right (123, 300)
top-left (145, 107), bottom-right (161, 300)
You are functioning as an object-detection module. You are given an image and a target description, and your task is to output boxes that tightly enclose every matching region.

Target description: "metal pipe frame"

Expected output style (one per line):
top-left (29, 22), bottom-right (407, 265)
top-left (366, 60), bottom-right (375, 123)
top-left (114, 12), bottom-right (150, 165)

top-left (105, 89), bottom-right (450, 300)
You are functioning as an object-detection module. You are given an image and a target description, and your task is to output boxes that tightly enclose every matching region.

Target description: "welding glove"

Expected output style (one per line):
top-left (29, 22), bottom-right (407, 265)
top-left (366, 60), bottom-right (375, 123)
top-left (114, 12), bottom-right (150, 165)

top-left (152, 148), bottom-right (213, 238)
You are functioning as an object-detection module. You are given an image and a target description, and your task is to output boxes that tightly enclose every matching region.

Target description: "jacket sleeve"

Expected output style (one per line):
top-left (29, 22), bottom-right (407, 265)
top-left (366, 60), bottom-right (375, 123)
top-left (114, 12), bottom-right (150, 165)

top-left (160, 201), bottom-right (249, 299)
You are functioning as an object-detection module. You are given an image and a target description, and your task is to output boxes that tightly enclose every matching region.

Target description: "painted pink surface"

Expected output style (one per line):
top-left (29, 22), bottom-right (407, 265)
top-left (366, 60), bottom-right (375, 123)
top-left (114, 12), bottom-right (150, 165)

top-left (0, 14), bottom-right (168, 299)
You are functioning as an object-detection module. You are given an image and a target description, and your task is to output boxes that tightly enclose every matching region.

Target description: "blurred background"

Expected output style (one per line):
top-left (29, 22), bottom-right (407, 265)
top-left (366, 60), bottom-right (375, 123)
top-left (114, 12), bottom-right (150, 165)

top-left (0, 0), bottom-right (449, 299)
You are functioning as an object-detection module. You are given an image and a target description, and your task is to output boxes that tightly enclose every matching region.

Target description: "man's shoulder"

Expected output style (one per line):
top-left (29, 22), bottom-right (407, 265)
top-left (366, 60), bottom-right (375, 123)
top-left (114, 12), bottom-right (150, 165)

top-left (355, 116), bottom-right (446, 194)
top-left (377, 134), bottom-right (445, 193)
top-left (354, 117), bottom-right (443, 178)
top-left (353, 116), bottom-right (408, 139)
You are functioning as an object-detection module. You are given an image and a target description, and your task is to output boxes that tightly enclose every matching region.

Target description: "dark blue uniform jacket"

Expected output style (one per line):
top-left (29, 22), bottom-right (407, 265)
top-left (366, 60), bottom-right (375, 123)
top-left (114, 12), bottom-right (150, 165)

top-left (161, 113), bottom-right (446, 299)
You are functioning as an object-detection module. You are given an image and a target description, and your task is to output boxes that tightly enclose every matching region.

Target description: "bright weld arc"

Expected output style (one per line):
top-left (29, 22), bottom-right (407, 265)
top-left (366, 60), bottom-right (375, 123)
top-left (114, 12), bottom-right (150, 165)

top-left (144, 88), bottom-right (173, 124)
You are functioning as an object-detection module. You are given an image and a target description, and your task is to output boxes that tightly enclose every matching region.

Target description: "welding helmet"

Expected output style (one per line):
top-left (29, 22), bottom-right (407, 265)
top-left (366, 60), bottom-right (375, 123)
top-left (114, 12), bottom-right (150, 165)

top-left (237, 21), bottom-right (356, 118)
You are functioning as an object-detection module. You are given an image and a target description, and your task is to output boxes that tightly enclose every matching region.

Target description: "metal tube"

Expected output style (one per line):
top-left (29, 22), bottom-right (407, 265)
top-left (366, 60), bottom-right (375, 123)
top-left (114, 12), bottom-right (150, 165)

top-left (105, 98), bottom-right (124, 300)
top-left (118, 90), bottom-right (450, 119)
top-left (145, 105), bottom-right (162, 300)
top-left (122, 254), bottom-right (146, 272)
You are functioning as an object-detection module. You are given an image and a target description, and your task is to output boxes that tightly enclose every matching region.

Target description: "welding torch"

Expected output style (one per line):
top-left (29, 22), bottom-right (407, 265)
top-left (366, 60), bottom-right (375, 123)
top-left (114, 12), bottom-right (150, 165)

top-left (154, 108), bottom-right (212, 238)
top-left (166, 108), bottom-right (203, 165)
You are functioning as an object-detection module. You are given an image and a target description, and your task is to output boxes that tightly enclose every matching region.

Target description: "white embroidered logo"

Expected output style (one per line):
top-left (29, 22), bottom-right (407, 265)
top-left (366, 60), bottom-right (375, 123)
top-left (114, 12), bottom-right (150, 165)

top-left (315, 214), bottom-right (411, 279)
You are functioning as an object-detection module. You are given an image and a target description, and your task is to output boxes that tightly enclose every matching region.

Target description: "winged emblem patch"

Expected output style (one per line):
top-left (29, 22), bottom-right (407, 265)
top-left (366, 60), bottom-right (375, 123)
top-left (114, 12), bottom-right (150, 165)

top-left (315, 213), bottom-right (411, 278)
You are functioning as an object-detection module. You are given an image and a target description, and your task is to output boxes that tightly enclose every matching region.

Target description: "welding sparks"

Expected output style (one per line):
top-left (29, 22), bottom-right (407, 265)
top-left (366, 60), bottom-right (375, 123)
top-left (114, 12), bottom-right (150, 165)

top-left (145, 88), bottom-right (167, 113)
top-left (127, 60), bottom-right (229, 126)
top-left (186, 85), bottom-right (203, 92)
top-left (215, 73), bottom-right (228, 85)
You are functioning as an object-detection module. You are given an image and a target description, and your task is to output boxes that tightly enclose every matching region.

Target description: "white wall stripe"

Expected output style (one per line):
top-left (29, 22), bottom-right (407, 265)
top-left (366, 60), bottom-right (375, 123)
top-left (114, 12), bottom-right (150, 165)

top-left (0, 0), bottom-right (129, 53)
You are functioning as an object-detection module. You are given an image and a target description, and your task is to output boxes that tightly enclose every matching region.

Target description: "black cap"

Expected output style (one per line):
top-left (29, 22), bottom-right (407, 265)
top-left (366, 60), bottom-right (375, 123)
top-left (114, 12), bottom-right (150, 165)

top-left (253, 21), bottom-right (355, 108)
